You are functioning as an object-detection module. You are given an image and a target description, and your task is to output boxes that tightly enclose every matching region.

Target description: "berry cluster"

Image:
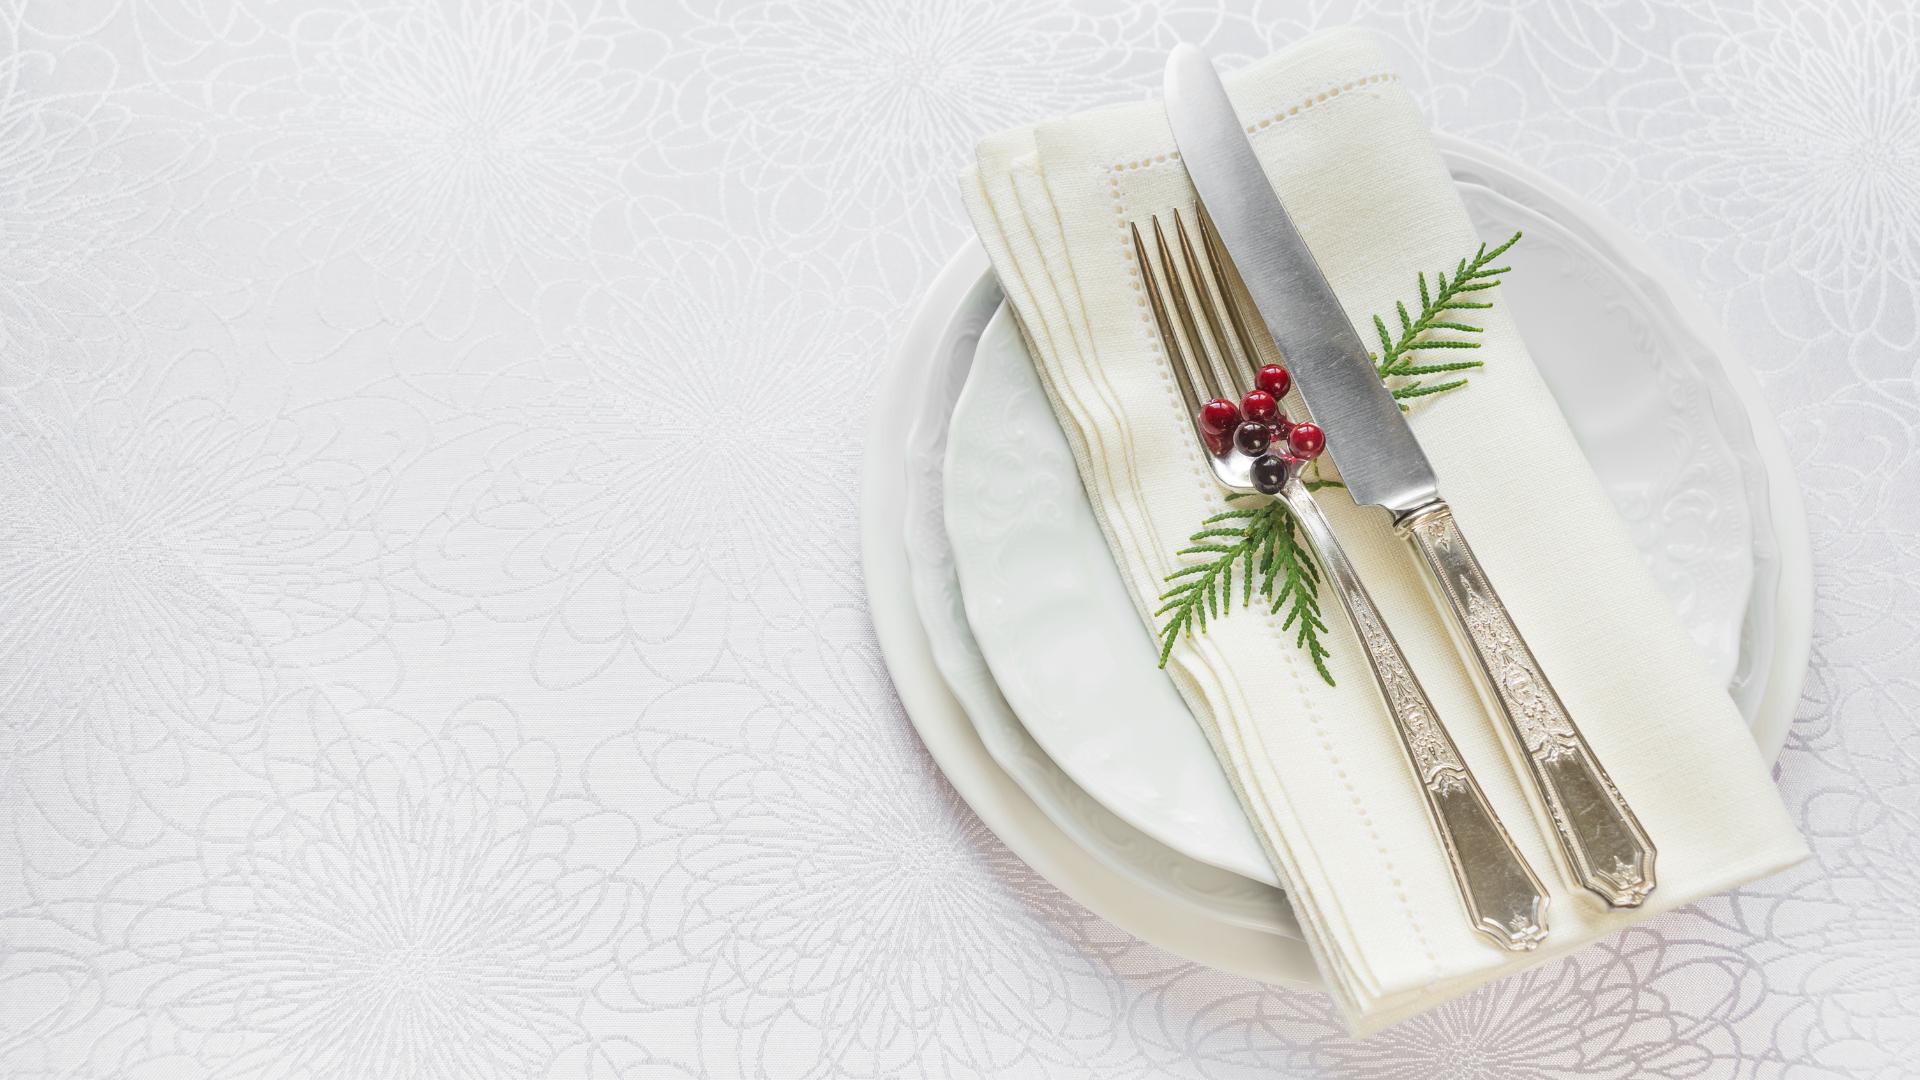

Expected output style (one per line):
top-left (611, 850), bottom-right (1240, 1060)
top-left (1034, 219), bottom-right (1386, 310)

top-left (1196, 364), bottom-right (1325, 496)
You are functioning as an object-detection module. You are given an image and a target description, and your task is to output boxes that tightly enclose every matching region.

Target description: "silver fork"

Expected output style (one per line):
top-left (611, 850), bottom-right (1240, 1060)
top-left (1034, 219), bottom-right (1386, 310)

top-left (1134, 208), bottom-right (1550, 952)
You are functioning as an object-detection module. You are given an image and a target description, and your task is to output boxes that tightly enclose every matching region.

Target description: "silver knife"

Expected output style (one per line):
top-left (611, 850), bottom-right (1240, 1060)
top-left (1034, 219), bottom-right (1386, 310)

top-left (1163, 44), bottom-right (1655, 910)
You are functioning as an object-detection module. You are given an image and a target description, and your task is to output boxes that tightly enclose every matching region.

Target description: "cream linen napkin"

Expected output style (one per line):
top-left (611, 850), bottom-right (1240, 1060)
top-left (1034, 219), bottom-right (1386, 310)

top-left (960, 27), bottom-right (1807, 1035)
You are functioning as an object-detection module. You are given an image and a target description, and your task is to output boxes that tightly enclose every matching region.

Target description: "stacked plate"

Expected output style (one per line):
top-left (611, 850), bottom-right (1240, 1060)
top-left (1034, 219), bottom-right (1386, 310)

top-left (862, 135), bottom-right (1812, 988)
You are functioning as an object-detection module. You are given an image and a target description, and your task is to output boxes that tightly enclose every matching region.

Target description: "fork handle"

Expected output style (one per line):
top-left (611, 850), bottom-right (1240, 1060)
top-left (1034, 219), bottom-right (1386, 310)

top-left (1400, 502), bottom-right (1656, 908)
top-left (1279, 482), bottom-right (1549, 951)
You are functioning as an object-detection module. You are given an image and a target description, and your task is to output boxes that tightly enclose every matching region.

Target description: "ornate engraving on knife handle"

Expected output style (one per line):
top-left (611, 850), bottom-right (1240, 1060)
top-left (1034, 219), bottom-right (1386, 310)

top-left (1404, 504), bottom-right (1657, 908)
top-left (1281, 483), bottom-right (1549, 951)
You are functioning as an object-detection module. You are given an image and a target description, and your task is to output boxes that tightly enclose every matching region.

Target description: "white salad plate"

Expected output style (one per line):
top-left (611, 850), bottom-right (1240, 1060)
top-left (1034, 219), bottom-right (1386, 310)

top-left (875, 245), bottom-right (1320, 987)
top-left (901, 255), bottom-right (1305, 942)
top-left (865, 134), bottom-right (1811, 988)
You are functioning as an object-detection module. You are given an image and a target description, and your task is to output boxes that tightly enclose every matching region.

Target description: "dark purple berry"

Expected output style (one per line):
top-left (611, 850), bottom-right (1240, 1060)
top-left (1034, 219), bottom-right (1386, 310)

top-left (1232, 419), bottom-right (1272, 456)
top-left (1251, 454), bottom-right (1289, 494)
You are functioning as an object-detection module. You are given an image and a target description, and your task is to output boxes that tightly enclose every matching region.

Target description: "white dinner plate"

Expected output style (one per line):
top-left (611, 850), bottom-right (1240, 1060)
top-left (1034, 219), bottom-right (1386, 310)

top-left (943, 136), bottom-right (1803, 886)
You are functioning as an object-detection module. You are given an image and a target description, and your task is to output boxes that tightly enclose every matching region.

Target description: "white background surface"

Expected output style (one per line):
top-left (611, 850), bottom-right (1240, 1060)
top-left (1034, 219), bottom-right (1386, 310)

top-left (1, 1), bottom-right (1913, 1076)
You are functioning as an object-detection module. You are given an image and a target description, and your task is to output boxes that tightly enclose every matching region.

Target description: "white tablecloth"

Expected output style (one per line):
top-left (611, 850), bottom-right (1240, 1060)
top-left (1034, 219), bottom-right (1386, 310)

top-left (1, 2), bottom-right (1910, 1076)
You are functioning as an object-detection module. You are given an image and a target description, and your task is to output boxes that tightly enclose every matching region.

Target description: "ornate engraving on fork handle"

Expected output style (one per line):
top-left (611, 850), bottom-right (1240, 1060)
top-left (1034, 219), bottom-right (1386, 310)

top-left (1403, 504), bottom-right (1657, 908)
top-left (1280, 483), bottom-right (1549, 951)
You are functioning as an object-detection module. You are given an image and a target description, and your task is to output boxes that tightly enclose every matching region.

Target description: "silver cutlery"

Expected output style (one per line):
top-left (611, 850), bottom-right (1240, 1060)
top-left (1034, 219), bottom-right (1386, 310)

top-left (1163, 43), bottom-right (1656, 908)
top-left (1135, 208), bottom-right (1550, 951)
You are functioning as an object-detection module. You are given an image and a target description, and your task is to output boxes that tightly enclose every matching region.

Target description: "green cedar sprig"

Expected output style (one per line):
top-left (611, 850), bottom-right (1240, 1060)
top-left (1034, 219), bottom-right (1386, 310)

top-left (1154, 486), bottom-right (1335, 683)
top-left (1374, 231), bottom-right (1521, 403)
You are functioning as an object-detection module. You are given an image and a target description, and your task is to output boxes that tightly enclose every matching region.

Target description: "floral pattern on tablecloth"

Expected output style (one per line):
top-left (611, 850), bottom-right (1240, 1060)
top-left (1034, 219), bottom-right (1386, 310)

top-left (1, 1), bottom-right (1913, 1076)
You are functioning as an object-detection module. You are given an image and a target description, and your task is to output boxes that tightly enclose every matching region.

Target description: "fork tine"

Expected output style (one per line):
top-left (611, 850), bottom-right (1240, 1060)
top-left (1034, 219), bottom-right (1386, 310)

top-left (1144, 217), bottom-right (1221, 417)
top-left (1132, 220), bottom-right (1204, 424)
top-left (1196, 203), bottom-right (1273, 392)
top-left (1151, 216), bottom-right (1228, 407)
top-left (1172, 209), bottom-right (1248, 402)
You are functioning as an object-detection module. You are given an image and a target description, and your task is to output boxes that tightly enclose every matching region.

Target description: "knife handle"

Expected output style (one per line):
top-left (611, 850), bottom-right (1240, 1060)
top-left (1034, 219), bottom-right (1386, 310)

top-left (1279, 482), bottom-right (1549, 951)
top-left (1400, 502), bottom-right (1657, 908)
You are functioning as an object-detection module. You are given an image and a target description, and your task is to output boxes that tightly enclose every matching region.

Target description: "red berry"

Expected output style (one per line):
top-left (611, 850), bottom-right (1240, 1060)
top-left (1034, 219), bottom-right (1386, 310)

top-left (1256, 365), bottom-right (1292, 398)
top-left (1203, 428), bottom-right (1231, 456)
top-left (1241, 390), bottom-right (1278, 423)
top-left (1288, 422), bottom-right (1325, 459)
top-left (1199, 398), bottom-right (1239, 433)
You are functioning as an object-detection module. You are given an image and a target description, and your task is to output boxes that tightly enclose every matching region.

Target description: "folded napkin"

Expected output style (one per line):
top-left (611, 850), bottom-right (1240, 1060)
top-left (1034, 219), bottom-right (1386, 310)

top-left (961, 27), bottom-right (1807, 1035)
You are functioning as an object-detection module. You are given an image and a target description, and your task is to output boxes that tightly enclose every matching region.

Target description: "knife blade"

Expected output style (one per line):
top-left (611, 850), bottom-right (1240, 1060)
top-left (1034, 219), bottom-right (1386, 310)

top-left (1162, 44), bottom-right (1439, 521)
